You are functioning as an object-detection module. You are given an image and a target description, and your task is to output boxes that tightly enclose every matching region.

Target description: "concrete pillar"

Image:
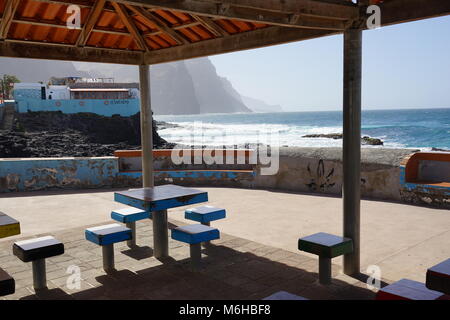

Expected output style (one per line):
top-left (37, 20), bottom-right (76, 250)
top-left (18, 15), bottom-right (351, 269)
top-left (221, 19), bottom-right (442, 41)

top-left (342, 28), bottom-right (362, 276)
top-left (152, 210), bottom-right (169, 258)
top-left (319, 256), bottom-right (332, 285)
top-left (32, 259), bottom-right (47, 290)
top-left (126, 221), bottom-right (136, 248)
top-left (139, 65), bottom-right (154, 188)
top-left (102, 244), bottom-right (115, 272)
top-left (190, 243), bottom-right (202, 271)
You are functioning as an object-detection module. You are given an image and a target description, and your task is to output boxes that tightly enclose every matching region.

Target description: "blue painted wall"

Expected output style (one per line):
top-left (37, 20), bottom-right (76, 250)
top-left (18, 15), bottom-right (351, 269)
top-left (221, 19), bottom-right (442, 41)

top-left (16, 98), bottom-right (140, 117)
top-left (0, 157), bottom-right (119, 192)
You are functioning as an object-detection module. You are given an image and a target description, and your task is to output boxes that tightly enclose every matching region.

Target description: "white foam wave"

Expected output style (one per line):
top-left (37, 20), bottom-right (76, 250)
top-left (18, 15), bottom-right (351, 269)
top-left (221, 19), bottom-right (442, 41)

top-left (158, 121), bottom-right (394, 148)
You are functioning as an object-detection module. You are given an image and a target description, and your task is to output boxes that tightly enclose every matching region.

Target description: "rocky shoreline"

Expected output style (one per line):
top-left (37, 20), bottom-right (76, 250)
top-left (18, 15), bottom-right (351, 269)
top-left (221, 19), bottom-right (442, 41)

top-left (0, 111), bottom-right (174, 158)
top-left (302, 133), bottom-right (384, 146)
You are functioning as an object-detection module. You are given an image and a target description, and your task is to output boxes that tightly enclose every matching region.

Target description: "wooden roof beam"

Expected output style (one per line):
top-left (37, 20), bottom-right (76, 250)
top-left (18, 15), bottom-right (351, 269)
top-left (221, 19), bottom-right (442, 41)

top-left (191, 14), bottom-right (229, 37)
top-left (117, 0), bottom-right (357, 20)
top-left (0, 0), bottom-right (21, 40)
top-left (377, 0), bottom-right (450, 27)
top-left (111, 2), bottom-right (150, 51)
top-left (125, 5), bottom-right (190, 45)
top-left (76, 0), bottom-right (106, 46)
top-left (0, 39), bottom-right (144, 64)
top-left (144, 26), bottom-right (337, 65)
top-left (114, 0), bottom-right (353, 30)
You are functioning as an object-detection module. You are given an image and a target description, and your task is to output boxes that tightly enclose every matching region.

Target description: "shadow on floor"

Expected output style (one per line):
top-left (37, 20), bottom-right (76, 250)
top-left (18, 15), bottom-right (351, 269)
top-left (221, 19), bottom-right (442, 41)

top-left (18, 244), bottom-right (377, 300)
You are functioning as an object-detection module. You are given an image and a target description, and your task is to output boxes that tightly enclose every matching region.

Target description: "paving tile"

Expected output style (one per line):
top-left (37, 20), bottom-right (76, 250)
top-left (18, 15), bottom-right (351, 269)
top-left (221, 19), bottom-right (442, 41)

top-left (0, 218), bottom-right (374, 300)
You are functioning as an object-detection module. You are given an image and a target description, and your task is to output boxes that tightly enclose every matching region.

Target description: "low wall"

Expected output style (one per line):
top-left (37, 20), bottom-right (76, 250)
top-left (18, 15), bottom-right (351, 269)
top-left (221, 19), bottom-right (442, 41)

top-left (253, 148), bottom-right (415, 202)
top-left (16, 98), bottom-right (140, 117)
top-left (0, 157), bottom-right (119, 192)
top-left (1, 148), bottom-right (448, 208)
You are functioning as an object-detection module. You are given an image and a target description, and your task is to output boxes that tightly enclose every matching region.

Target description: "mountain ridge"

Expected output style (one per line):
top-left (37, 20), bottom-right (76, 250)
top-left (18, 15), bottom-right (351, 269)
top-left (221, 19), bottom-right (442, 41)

top-left (1, 57), bottom-right (274, 115)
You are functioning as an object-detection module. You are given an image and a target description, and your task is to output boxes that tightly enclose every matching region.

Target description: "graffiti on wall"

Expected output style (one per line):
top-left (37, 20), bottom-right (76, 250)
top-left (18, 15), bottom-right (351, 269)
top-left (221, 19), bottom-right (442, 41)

top-left (305, 159), bottom-right (336, 192)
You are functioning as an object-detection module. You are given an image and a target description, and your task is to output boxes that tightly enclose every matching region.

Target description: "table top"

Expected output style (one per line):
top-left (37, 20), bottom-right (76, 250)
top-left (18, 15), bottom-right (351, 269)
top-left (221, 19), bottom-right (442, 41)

top-left (114, 184), bottom-right (208, 212)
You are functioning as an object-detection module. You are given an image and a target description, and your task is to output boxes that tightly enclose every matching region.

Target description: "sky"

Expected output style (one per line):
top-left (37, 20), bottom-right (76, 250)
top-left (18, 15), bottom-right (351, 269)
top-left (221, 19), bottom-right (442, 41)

top-left (209, 16), bottom-right (450, 112)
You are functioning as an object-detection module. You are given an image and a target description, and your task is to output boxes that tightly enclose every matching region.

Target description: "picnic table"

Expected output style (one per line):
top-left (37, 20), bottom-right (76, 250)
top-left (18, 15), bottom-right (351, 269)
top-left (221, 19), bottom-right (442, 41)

top-left (114, 184), bottom-right (208, 258)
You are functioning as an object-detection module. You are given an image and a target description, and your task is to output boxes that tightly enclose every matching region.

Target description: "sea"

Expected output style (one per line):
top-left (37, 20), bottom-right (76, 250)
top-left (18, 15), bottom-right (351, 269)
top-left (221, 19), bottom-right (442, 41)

top-left (154, 108), bottom-right (450, 150)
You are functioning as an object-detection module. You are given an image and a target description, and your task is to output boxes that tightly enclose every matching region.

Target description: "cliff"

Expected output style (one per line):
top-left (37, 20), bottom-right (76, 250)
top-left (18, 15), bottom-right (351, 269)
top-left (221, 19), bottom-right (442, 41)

top-left (0, 57), bottom-right (252, 115)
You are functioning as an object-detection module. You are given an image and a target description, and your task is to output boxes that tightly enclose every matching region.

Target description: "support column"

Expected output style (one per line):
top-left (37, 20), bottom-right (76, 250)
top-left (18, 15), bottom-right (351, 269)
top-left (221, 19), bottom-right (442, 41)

top-left (190, 243), bottom-right (202, 271)
top-left (32, 259), bottom-right (47, 290)
top-left (139, 64), bottom-right (154, 188)
top-left (152, 210), bottom-right (168, 258)
top-left (126, 221), bottom-right (136, 248)
top-left (342, 28), bottom-right (362, 276)
top-left (102, 244), bottom-right (115, 272)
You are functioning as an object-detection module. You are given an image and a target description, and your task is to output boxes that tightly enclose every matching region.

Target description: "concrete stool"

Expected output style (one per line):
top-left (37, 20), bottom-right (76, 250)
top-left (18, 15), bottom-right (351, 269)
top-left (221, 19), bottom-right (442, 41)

top-left (85, 224), bottom-right (132, 272)
top-left (13, 236), bottom-right (64, 290)
top-left (185, 206), bottom-right (226, 226)
top-left (376, 279), bottom-right (446, 300)
top-left (0, 267), bottom-right (15, 296)
top-left (111, 207), bottom-right (152, 248)
top-left (298, 232), bottom-right (353, 285)
top-left (171, 224), bottom-right (220, 270)
top-left (426, 258), bottom-right (450, 295)
top-left (0, 211), bottom-right (20, 239)
top-left (263, 291), bottom-right (308, 300)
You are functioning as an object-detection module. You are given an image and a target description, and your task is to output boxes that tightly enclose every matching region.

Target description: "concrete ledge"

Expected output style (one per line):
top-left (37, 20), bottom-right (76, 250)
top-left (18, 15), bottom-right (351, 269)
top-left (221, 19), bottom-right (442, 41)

top-left (1, 148), bottom-right (449, 208)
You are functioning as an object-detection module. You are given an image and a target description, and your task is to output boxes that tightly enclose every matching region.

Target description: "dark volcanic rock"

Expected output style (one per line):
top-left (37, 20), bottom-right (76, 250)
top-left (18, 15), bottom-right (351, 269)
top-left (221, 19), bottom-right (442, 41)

top-left (361, 136), bottom-right (384, 146)
top-left (432, 147), bottom-right (450, 152)
top-left (0, 111), bottom-right (174, 158)
top-left (303, 133), bottom-right (343, 140)
top-left (302, 133), bottom-right (384, 146)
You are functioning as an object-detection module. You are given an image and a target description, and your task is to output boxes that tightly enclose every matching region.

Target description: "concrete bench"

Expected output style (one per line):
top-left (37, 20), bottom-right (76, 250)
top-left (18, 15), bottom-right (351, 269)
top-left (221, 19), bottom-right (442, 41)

top-left (0, 267), bottom-right (15, 296)
top-left (263, 291), bottom-right (308, 300)
top-left (13, 236), bottom-right (64, 290)
top-left (426, 258), bottom-right (450, 295)
top-left (171, 224), bottom-right (220, 270)
top-left (111, 207), bottom-right (152, 248)
top-left (85, 224), bottom-right (132, 272)
top-left (0, 211), bottom-right (20, 239)
top-left (185, 206), bottom-right (226, 226)
top-left (298, 232), bottom-right (353, 285)
top-left (376, 279), bottom-right (447, 300)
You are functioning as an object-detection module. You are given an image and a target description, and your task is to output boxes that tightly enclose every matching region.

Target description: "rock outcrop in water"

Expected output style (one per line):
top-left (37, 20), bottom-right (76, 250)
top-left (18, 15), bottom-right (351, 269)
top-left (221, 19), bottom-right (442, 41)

top-left (302, 133), bottom-right (384, 146)
top-left (0, 111), bottom-right (173, 158)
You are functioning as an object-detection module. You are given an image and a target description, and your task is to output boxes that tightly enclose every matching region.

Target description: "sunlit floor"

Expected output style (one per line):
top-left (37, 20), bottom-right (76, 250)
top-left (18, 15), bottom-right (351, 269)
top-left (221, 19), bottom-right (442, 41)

top-left (1, 187), bottom-right (449, 291)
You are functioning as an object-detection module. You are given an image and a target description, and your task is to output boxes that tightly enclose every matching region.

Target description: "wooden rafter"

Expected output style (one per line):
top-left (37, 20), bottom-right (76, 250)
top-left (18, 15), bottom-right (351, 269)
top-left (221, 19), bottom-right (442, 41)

top-left (190, 14), bottom-right (229, 37)
top-left (0, 0), bottom-right (21, 40)
top-left (113, 0), bottom-right (355, 30)
top-left (125, 5), bottom-right (189, 45)
top-left (110, 2), bottom-right (150, 51)
top-left (76, 0), bottom-right (106, 46)
top-left (378, 0), bottom-right (450, 27)
top-left (143, 26), bottom-right (336, 65)
top-left (7, 17), bottom-right (203, 38)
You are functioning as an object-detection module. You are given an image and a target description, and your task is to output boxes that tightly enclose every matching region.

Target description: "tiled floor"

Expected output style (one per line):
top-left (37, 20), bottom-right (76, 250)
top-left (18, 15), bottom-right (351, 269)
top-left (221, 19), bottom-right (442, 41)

top-left (0, 219), bottom-right (377, 300)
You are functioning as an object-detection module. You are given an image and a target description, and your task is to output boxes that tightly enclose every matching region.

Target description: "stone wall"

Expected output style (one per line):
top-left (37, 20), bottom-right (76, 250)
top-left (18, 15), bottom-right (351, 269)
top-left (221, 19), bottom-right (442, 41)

top-left (0, 157), bottom-right (119, 192)
top-left (1, 148), bottom-right (448, 209)
top-left (253, 148), bottom-right (415, 202)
